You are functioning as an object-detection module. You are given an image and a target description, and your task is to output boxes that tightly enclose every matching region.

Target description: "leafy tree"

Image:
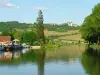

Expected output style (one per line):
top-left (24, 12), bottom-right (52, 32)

top-left (1, 30), bottom-right (10, 36)
top-left (36, 10), bottom-right (45, 44)
top-left (21, 31), bottom-right (37, 45)
top-left (80, 3), bottom-right (100, 44)
top-left (13, 31), bottom-right (21, 40)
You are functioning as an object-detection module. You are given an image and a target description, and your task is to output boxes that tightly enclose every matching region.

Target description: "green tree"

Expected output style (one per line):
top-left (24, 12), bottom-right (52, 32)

top-left (13, 30), bottom-right (21, 40)
top-left (80, 3), bottom-right (100, 44)
top-left (1, 31), bottom-right (10, 36)
top-left (21, 31), bottom-right (37, 45)
top-left (36, 10), bottom-right (45, 44)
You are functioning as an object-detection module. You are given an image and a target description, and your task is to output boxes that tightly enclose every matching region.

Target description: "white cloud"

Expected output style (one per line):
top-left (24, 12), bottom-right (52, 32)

top-left (34, 7), bottom-right (48, 11)
top-left (0, 0), bottom-right (18, 8)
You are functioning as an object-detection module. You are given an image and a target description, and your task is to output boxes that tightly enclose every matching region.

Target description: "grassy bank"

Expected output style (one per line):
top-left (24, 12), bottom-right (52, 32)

top-left (90, 45), bottom-right (100, 50)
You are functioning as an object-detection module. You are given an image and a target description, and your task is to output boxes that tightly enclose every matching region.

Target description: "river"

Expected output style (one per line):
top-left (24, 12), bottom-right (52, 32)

top-left (0, 44), bottom-right (98, 75)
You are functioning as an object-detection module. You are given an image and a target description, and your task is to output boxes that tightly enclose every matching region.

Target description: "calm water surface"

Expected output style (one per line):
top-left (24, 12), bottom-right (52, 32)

top-left (0, 45), bottom-right (98, 75)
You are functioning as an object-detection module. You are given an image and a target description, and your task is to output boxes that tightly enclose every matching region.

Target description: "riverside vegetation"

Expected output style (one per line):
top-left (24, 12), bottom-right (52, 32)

top-left (0, 11), bottom-right (80, 48)
top-left (80, 3), bottom-right (100, 52)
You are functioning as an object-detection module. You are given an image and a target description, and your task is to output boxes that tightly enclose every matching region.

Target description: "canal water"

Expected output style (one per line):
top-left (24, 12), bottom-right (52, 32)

top-left (0, 45), bottom-right (99, 75)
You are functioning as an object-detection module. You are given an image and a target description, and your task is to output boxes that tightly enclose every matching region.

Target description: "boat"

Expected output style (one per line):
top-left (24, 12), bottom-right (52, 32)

top-left (0, 39), bottom-right (23, 51)
top-left (0, 46), bottom-right (4, 51)
top-left (11, 39), bottom-right (23, 50)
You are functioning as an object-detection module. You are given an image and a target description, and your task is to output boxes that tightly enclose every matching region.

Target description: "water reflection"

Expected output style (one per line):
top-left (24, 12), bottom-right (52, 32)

top-left (0, 45), bottom-right (86, 75)
top-left (46, 45), bottom-right (85, 63)
top-left (0, 51), bottom-right (12, 60)
top-left (37, 50), bottom-right (45, 75)
top-left (81, 48), bottom-right (100, 75)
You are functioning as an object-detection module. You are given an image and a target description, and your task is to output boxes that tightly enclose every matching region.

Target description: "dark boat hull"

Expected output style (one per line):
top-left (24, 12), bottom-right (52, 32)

top-left (4, 45), bottom-right (23, 51)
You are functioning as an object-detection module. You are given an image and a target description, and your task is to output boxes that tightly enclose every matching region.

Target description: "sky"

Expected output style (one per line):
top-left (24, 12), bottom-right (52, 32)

top-left (0, 0), bottom-right (100, 25)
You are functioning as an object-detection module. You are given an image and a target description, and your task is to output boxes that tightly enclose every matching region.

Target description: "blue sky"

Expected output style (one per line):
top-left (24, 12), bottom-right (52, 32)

top-left (0, 0), bottom-right (100, 25)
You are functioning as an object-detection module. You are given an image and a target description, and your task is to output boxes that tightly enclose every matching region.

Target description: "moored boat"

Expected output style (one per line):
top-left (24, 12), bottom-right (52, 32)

top-left (0, 46), bottom-right (4, 51)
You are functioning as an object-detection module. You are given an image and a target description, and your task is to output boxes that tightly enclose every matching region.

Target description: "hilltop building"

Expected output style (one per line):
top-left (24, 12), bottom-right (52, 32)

top-left (67, 22), bottom-right (73, 26)
top-left (67, 22), bottom-right (78, 27)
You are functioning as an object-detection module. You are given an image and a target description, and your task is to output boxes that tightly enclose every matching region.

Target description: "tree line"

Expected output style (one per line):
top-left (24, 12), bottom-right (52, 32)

top-left (80, 3), bottom-right (100, 45)
top-left (44, 23), bottom-right (79, 32)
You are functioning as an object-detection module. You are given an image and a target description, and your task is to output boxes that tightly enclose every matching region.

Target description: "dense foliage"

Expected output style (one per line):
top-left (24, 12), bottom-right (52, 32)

top-left (0, 21), bottom-right (32, 37)
top-left (44, 23), bottom-right (79, 32)
top-left (21, 31), bottom-right (37, 45)
top-left (0, 21), bottom-right (79, 34)
top-left (80, 3), bottom-right (100, 44)
top-left (0, 21), bottom-right (30, 32)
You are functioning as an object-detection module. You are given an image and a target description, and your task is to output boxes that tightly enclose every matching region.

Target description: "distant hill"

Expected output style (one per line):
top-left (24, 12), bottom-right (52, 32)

top-left (0, 21), bottom-right (80, 32)
top-left (44, 23), bottom-right (80, 32)
top-left (0, 21), bottom-right (31, 32)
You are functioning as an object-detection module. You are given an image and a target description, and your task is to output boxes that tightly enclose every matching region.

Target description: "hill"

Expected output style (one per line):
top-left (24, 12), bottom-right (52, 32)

top-left (44, 23), bottom-right (79, 32)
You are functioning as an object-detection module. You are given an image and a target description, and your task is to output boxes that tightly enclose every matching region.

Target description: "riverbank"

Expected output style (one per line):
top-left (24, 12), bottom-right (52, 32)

top-left (90, 45), bottom-right (100, 50)
top-left (45, 30), bottom-right (85, 46)
top-left (85, 45), bottom-right (100, 57)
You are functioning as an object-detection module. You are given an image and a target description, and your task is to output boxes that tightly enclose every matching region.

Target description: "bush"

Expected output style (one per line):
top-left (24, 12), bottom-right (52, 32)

top-left (33, 41), bottom-right (41, 46)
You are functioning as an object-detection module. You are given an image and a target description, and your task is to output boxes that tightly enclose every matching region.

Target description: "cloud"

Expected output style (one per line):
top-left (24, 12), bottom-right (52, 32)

top-left (0, 0), bottom-right (18, 8)
top-left (34, 7), bottom-right (48, 11)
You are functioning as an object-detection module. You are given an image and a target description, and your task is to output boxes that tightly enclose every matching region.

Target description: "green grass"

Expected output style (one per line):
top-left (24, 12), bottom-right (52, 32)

top-left (90, 45), bottom-right (100, 50)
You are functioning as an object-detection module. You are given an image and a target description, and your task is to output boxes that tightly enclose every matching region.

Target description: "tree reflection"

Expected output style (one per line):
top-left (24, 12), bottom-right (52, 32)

top-left (36, 50), bottom-right (45, 75)
top-left (81, 49), bottom-right (100, 75)
top-left (0, 45), bottom-right (85, 75)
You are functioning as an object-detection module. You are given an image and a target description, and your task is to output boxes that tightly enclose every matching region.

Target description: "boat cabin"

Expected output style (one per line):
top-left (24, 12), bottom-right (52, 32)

top-left (12, 39), bottom-right (20, 45)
